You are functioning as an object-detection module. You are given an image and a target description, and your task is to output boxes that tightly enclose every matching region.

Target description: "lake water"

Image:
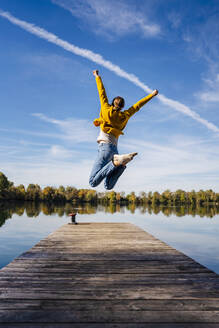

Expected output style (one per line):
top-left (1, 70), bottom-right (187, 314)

top-left (0, 202), bottom-right (219, 274)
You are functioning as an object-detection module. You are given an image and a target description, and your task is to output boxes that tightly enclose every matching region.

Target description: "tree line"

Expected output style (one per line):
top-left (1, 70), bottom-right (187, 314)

top-left (1, 171), bottom-right (219, 206)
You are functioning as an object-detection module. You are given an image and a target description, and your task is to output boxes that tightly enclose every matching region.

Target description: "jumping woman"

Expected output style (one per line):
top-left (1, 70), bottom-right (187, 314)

top-left (89, 70), bottom-right (158, 190)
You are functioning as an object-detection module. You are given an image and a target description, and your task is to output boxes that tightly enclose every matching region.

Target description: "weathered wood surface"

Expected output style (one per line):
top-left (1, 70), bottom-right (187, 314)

top-left (0, 222), bottom-right (219, 327)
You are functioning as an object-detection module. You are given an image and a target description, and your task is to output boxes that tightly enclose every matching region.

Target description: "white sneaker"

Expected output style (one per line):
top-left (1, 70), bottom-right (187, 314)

top-left (113, 152), bottom-right (138, 166)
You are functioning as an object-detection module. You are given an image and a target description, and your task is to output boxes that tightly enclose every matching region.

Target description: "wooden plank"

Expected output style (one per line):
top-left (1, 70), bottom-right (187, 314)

top-left (1, 272), bottom-right (217, 282)
top-left (16, 251), bottom-right (190, 261)
top-left (1, 267), bottom-right (210, 274)
top-left (6, 258), bottom-right (200, 265)
top-left (39, 240), bottom-right (164, 245)
top-left (0, 272), bottom-right (217, 281)
top-left (2, 324), bottom-right (219, 328)
top-left (2, 261), bottom-right (211, 274)
top-left (1, 277), bottom-right (219, 288)
top-left (22, 247), bottom-right (179, 254)
top-left (1, 309), bottom-right (219, 323)
top-left (1, 288), bottom-right (219, 300)
top-left (0, 222), bottom-right (219, 325)
top-left (1, 299), bottom-right (219, 311)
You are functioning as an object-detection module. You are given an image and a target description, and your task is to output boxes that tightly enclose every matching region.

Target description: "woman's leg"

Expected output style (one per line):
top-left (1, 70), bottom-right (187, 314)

top-left (104, 165), bottom-right (126, 190)
top-left (89, 143), bottom-right (118, 188)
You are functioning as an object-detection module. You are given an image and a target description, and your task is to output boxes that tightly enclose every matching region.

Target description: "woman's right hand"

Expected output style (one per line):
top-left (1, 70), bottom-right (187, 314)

top-left (152, 89), bottom-right (159, 96)
top-left (93, 70), bottom-right (99, 77)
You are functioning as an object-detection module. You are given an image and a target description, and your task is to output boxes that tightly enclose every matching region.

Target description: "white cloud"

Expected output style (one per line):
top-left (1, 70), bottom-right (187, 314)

top-left (49, 145), bottom-right (75, 158)
top-left (182, 11), bottom-right (219, 104)
top-left (198, 65), bottom-right (219, 103)
top-left (32, 113), bottom-right (96, 143)
top-left (200, 91), bottom-right (219, 103)
top-left (0, 127), bottom-right (69, 141)
top-left (52, 0), bottom-right (160, 39)
top-left (0, 9), bottom-right (218, 134)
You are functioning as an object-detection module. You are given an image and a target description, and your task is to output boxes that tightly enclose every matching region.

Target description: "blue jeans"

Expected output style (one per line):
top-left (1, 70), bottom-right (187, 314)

top-left (89, 143), bottom-right (126, 190)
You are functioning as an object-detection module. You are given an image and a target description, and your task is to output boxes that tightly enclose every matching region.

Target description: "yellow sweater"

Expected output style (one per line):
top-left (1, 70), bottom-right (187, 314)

top-left (93, 76), bottom-right (154, 138)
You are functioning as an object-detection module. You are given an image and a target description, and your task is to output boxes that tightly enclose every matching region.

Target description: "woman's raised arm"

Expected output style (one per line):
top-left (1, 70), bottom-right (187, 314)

top-left (93, 70), bottom-right (109, 107)
top-left (124, 90), bottom-right (158, 118)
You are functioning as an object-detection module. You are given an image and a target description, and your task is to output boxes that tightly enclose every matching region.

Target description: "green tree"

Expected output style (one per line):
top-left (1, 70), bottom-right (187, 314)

top-left (109, 191), bottom-right (117, 203)
top-left (152, 191), bottom-right (160, 205)
top-left (127, 192), bottom-right (137, 204)
top-left (0, 172), bottom-right (13, 199)
top-left (15, 184), bottom-right (26, 200)
top-left (42, 186), bottom-right (56, 201)
top-left (26, 184), bottom-right (41, 201)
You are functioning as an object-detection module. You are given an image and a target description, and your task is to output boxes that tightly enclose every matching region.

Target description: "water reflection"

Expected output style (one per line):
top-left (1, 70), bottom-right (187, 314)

top-left (0, 201), bottom-right (219, 228)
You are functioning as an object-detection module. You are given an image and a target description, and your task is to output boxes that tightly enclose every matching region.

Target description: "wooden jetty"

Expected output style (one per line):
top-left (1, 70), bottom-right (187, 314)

top-left (0, 222), bottom-right (219, 327)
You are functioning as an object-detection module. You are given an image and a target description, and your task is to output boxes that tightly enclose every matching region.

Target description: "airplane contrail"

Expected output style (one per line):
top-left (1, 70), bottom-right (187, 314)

top-left (0, 9), bottom-right (218, 133)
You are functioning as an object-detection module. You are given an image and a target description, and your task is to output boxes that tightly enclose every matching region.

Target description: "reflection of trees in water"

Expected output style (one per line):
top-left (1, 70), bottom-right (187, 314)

top-left (26, 202), bottom-right (41, 217)
top-left (162, 205), bottom-right (218, 218)
top-left (0, 201), bottom-right (219, 228)
top-left (0, 201), bottom-right (26, 227)
top-left (0, 209), bottom-right (12, 227)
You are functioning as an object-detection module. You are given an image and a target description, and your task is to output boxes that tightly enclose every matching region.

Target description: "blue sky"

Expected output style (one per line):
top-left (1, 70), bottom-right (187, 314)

top-left (0, 0), bottom-right (219, 192)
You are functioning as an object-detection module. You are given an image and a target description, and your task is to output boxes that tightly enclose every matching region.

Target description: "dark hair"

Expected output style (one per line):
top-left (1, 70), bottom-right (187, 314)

top-left (111, 96), bottom-right (125, 109)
